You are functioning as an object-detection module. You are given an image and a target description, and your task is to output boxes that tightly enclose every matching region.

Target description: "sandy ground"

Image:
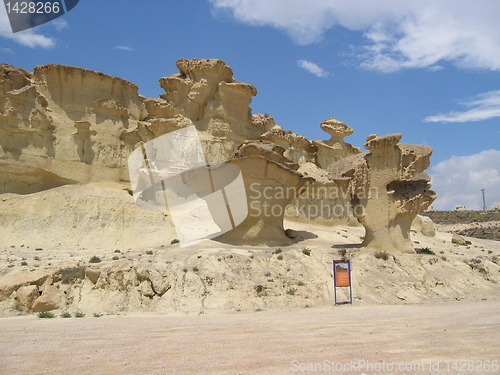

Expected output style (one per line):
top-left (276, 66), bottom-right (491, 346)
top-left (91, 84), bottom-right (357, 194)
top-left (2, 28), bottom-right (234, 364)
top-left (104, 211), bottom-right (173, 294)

top-left (0, 300), bottom-right (499, 375)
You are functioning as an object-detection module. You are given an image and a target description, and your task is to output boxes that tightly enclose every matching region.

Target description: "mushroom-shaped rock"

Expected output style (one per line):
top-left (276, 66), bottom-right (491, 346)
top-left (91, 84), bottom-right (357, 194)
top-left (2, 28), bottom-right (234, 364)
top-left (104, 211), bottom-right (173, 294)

top-left (312, 118), bottom-right (360, 170)
top-left (329, 134), bottom-right (436, 253)
top-left (216, 141), bottom-right (313, 246)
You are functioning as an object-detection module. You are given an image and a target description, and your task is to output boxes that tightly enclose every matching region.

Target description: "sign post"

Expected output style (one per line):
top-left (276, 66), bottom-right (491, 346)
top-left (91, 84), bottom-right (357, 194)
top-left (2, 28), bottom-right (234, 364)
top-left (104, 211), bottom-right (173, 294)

top-left (333, 259), bottom-right (352, 305)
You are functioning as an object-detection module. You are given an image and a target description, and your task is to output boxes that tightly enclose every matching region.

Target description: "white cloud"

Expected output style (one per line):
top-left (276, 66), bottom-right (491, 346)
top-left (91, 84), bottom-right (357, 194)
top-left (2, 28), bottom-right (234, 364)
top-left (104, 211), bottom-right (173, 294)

top-left (209, 0), bottom-right (500, 72)
top-left (297, 59), bottom-right (329, 78)
top-left (429, 150), bottom-right (500, 210)
top-left (424, 90), bottom-right (500, 123)
top-left (0, 5), bottom-right (56, 48)
top-left (114, 46), bottom-right (135, 52)
top-left (51, 19), bottom-right (68, 31)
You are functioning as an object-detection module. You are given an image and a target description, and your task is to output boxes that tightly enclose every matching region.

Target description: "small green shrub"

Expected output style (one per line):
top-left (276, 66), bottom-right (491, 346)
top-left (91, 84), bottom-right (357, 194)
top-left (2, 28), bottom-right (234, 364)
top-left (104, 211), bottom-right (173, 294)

top-left (286, 288), bottom-right (297, 296)
top-left (171, 239), bottom-right (180, 244)
top-left (93, 313), bottom-right (103, 318)
top-left (20, 261), bottom-right (28, 266)
top-left (277, 255), bottom-right (283, 260)
top-left (37, 311), bottom-right (56, 319)
top-left (60, 312), bottom-right (72, 318)
top-left (274, 249), bottom-right (282, 255)
top-left (297, 281), bottom-right (305, 286)
top-left (112, 255), bottom-right (119, 260)
top-left (192, 266), bottom-right (199, 273)
top-left (74, 311), bottom-right (85, 318)
top-left (146, 250), bottom-right (153, 255)
top-left (488, 250), bottom-right (493, 254)
top-left (89, 256), bottom-right (102, 263)
top-left (302, 248), bottom-right (311, 256)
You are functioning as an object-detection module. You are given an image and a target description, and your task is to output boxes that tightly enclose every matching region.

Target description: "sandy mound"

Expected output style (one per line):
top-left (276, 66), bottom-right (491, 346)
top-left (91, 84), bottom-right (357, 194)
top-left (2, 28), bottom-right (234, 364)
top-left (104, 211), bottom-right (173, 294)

top-left (0, 184), bottom-right (499, 317)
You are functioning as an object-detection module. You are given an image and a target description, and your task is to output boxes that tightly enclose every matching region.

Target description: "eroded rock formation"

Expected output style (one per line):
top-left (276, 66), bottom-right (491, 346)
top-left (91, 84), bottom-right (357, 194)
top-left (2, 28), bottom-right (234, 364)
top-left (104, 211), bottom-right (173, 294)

top-left (329, 134), bottom-right (436, 253)
top-left (0, 58), bottom-right (436, 251)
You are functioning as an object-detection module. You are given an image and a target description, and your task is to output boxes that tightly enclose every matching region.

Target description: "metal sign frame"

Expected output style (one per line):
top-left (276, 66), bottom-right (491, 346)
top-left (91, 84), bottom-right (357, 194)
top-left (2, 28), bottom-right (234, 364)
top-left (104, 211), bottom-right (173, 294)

top-left (333, 259), bottom-right (352, 305)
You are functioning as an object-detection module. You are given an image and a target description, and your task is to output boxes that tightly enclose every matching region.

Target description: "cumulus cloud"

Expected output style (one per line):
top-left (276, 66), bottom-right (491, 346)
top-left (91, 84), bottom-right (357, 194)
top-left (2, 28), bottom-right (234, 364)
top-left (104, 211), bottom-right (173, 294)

top-left (114, 45), bottom-right (135, 52)
top-left (0, 5), bottom-right (56, 48)
top-left (429, 150), bottom-right (500, 210)
top-left (297, 60), bottom-right (329, 78)
top-left (424, 91), bottom-right (500, 123)
top-left (209, 0), bottom-right (500, 72)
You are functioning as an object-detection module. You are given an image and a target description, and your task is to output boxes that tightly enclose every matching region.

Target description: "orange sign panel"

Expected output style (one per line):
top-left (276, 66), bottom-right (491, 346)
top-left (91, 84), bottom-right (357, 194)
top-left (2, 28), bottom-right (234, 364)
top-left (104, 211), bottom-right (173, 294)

top-left (334, 262), bottom-right (350, 286)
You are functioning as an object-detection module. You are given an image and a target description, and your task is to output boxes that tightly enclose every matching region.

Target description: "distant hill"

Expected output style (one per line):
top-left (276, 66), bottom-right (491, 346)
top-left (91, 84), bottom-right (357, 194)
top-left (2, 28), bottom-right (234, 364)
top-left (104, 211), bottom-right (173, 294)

top-left (422, 211), bottom-right (500, 241)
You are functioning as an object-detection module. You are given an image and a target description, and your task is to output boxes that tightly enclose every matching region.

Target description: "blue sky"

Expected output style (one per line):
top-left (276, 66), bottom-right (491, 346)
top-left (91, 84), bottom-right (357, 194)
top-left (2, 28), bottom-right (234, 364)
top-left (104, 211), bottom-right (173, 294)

top-left (1, 0), bottom-right (499, 210)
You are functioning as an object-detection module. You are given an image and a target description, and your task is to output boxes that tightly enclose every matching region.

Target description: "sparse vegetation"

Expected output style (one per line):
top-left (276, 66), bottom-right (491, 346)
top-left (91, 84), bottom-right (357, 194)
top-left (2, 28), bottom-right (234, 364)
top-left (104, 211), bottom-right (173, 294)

top-left (60, 312), bottom-right (72, 318)
top-left (417, 247), bottom-right (435, 255)
top-left (254, 285), bottom-right (265, 294)
top-left (74, 311), bottom-right (85, 318)
top-left (20, 261), bottom-right (28, 266)
top-left (192, 266), bottom-right (199, 273)
top-left (146, 250), bottom-right (153, 255)
top-left (89, 256), bottom-right (102, 263)
top-left (112, 255), bottom-right (119, 260)
top-left (286, 288), bottom-right (297, 296)
top-left (93, 313), bottom-right (103, 318)
top-left (171, 239), bottom-right (180, 244)
top-left (60, 265), bottom-right (86, 284)
top-left (274, 249), bottom-right (282, 255)
top-left (374, 251), bottom-right (389, 260)
top-left (277, 255), bottom-right (283, 260)
top-left (37, 311), bottom-right (55, 319)
top-left (302, 248), bottom-right (311, 256)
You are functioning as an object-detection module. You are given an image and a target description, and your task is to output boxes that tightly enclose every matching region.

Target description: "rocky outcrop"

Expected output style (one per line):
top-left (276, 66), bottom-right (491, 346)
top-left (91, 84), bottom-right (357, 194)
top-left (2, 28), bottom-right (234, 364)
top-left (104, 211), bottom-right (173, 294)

top-left (1, 58), bottom-right (436, 251)
top-left (329, 133), bottom-right (436, 253)
top-left (215, 140), bottom-right (313, 246)
top-left (0, 63), bottom-right (147, 193)
top-left (312, 118), bottom-right (361, 170)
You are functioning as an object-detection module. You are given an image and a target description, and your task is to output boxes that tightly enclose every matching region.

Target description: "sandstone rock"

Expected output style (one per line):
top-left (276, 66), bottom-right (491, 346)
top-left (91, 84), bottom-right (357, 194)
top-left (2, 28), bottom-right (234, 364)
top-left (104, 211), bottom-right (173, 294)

top-left (411, 215), bottom-right (436, 237)
top-left (15, 285), bottom-right (39, 312)
top-left (32, 285), bottom-right (66, 312)
top-left (285, 229), bottom-right (298, 238)
top-left (312, 118), bottom-right (361, 170)
top-left (85, 268), bottom-right (101, 284)
top-left (452, 234), bottom-right (468, 246)
top-left (329, 134), bottom-right (436, 253)
top-left (0, 58), bottom-right (437, 251)
top-left (148, 270), bottom-right (171, 296)
top-left (138, 280), bottom-right (155, 298)
top-left (0, 270), bottom-right (50, 299)
top-left (213, 139), bottom-right (314, 246)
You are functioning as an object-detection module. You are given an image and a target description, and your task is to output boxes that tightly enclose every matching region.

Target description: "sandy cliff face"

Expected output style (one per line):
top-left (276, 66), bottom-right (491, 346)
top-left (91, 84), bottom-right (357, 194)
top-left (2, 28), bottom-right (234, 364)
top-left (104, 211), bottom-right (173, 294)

top-left (0, 63), bottom-right (147, 193)
top-left (0, 58), bottom-right (435, 251)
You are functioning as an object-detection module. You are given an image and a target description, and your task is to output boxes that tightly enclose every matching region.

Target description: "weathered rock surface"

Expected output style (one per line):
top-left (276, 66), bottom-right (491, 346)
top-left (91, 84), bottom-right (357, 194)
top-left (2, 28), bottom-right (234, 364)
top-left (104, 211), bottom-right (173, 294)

top-left (411, 215), bottom-right (436, 237)
top-left (1, 58), bottom-right (435, 251)
top-left (329, 134), bottom-right (436, 253)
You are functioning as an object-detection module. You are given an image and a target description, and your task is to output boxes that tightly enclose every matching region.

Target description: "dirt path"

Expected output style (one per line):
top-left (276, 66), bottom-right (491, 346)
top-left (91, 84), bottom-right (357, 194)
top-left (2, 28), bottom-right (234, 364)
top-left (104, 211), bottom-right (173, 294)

top-left (0, 301), bottom-right (499, 375)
